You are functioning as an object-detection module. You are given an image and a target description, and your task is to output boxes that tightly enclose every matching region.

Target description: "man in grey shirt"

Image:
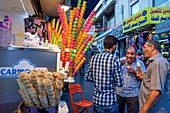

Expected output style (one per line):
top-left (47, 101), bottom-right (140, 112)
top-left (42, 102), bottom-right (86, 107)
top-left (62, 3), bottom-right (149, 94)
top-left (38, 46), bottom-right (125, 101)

top-left (136, 40), bottom-right (170, 113)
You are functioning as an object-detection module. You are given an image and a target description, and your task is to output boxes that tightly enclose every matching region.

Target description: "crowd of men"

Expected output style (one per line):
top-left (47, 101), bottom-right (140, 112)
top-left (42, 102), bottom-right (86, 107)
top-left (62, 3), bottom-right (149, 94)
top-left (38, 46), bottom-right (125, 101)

top-left (85, 35), bottom-right (170, 113)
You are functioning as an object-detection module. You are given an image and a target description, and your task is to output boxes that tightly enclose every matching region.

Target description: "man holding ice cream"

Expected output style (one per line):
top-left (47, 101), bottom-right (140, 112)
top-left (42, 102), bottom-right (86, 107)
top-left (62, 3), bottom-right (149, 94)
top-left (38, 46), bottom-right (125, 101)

top-left (116, 47), bottom-right (146, 113)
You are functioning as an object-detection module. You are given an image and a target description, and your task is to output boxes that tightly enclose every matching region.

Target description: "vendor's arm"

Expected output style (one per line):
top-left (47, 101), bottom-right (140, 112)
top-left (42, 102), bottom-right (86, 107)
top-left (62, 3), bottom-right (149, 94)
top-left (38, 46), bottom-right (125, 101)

top-left (139, 90), bottom-right (161, 113)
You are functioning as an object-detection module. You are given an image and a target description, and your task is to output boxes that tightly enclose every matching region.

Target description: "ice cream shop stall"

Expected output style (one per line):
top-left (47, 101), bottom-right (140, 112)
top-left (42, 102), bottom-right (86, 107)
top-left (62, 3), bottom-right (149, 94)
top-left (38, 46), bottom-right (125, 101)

top-left (0, 46), bottom-right (64, 112)
top-left (0, 0), bottom-right (98, 112)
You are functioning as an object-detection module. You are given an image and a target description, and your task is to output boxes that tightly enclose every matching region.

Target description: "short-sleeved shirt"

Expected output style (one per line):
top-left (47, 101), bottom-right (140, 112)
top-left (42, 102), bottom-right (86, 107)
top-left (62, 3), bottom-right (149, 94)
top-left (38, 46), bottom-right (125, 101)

top-left (139, 53), bottom-right (170, 113)
top-left (85, 50), bottom-right (124, 106)
top-left (116, 58), bottom-right (146, 97)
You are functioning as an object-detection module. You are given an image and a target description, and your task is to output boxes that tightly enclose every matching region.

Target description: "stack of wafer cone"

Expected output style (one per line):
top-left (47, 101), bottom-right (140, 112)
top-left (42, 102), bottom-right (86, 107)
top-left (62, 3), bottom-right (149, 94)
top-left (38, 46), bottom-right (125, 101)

top-left (29, 72), bottom-right (38, 91)
top-left (37, 78), bottom-right (44, 92)
top-left (45, 72), bottom-right (53, 81)
top-left (55, 80), bottom-right (63, 105)
top-left (16, 69), bottom-right (65, 108)
top-left (18, 90), bottom-right (29, 105)
top-left (43, 78), bottom-right (55, 106)
top-left (18, 72), bottom-right (40, 106)
top-left (57, 69), bottom-right (67, 82)
top-left (39, 91), bottom-right (49, 107)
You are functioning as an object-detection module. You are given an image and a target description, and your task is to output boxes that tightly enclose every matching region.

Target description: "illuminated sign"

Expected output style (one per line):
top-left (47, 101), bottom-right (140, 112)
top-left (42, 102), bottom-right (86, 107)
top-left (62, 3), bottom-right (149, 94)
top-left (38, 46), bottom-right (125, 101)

top-left (0, 58), bottom-right (47, 78)
top-left (156, 20), bottom-right (170, 34)
top-left (122, 7), bottom-right (170, 33)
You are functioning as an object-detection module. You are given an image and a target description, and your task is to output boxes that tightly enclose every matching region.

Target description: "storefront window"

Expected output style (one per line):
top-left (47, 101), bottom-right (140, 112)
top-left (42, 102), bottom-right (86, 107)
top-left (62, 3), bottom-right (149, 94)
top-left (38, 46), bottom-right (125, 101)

top-left (131, 1), bottom-right (139, 16)
top-left (158, 34), bottom-right (170, 61)
top-left (153, 0), bottom-right (167, 6)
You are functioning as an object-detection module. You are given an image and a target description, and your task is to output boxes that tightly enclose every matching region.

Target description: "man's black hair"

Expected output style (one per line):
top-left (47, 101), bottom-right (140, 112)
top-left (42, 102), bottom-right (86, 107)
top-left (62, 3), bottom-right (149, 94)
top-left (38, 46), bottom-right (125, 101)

top-left (104, 35), bottom-right (118, 49)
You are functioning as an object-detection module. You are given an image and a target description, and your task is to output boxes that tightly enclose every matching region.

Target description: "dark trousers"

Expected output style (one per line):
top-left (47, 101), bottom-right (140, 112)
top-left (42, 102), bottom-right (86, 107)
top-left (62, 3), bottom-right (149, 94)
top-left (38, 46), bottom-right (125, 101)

top-left (93, 102), bottom-right (119, 113)
top-left (117, 95), bottom-right (139, 113)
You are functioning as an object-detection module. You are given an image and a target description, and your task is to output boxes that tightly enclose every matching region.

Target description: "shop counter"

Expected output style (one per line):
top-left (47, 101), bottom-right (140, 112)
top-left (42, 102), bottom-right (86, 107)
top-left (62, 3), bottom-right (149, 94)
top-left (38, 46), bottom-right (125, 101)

top-left (0, 46), bottom-right (60, 104)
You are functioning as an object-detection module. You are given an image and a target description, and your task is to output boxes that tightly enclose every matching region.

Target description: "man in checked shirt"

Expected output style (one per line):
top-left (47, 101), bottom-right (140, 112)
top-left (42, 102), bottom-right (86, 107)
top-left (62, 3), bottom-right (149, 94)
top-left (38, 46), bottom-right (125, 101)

top-left (85, 35), bottom-right (124, 113)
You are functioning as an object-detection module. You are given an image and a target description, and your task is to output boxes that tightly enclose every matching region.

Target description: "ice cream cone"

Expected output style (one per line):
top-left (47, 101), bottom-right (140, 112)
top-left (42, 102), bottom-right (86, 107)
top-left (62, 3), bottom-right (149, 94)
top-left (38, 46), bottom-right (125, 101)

top-left (43, 78), bottom-right (52, 87)
top-left (56, 88), bottom-right (62, 100)
top-left (39, 91), bottom-right (49, 107)
top-left (29, 72), bottom-right (37, 81)
top-left (136, 62), bottom-right (141, 72)
top-left (45, 72), bottom-right (53, 81)
top-left (56, 80), bottom-right (63, 89)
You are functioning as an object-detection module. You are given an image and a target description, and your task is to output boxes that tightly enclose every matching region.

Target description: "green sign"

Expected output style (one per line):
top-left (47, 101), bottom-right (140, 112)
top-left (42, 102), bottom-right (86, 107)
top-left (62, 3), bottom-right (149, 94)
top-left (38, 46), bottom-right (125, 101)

top-left (122, 7), bottom-right (170, 33)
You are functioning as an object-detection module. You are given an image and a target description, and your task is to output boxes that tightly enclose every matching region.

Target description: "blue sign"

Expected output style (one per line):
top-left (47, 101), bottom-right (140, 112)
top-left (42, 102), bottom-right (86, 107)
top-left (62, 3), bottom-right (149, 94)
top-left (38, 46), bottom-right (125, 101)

top-left (156, 20), bottom-right (170, 34)
top-left (0, 58), bottom-right (47, 78)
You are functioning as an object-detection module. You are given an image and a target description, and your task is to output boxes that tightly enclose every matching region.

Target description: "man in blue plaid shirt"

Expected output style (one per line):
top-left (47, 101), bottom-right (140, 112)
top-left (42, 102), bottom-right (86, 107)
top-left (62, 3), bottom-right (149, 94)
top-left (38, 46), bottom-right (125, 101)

top-left (116, 47), bottom-right (146, 113)
top-left (85, 35), bottom-right (124, 113)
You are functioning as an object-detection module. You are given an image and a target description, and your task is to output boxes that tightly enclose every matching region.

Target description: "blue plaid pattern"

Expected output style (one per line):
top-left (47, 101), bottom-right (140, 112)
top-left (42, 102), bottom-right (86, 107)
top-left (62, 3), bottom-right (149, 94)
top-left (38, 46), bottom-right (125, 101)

top-left (85, 50), bottom-right (124, 106)
top-left (116, 58), bottom-right (146, 98)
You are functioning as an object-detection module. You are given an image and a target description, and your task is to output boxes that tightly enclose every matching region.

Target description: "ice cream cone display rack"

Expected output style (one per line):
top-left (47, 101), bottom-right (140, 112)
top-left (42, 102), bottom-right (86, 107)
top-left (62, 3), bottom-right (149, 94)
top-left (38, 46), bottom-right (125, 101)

top-left (17, 69), bottom-right (67, 108)
top-left (47, 0), bottom-right (97, 79)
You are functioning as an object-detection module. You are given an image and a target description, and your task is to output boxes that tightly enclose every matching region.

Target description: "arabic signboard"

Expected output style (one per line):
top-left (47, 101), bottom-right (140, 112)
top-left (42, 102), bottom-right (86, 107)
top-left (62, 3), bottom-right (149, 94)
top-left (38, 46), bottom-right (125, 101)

top-left (155, 20), bottom-right (170, 34)
top-left (122, 7), bottom-right (170, 33)
top-left (112, 25), bottom-right (123, 39)
top-left (0, 58), bottom-right (47, 78)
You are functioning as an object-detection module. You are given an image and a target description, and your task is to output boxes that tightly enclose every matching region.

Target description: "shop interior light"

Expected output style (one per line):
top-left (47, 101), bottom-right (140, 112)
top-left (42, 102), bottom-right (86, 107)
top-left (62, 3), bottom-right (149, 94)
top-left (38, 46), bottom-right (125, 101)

top-left (60, 5), bottom-right (71, 12)
top-left (159, 39), bottom-right (168, 42)
top-left (161, 33), bottom-right (167, 36)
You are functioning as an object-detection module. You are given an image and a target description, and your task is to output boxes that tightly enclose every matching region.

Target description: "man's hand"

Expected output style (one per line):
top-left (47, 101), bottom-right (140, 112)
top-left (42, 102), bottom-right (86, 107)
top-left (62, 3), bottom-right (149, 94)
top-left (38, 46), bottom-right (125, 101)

top-left (139, 90), bottom-right (161, 113)
top-left (136, 71), bottom-right (144, 80)
top-left (126, 67), bottom-right (136, 74)
top-left (120, 59), bottom-right (126, 66)
top-left (139, 108), bottom-right (147, 113)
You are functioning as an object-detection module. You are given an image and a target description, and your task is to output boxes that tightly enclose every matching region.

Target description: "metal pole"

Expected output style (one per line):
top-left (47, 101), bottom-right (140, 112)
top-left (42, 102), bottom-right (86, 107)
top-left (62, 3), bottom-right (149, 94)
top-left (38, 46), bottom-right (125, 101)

top-left (168, 33), bottom-right (170, 62)
top-left (121, 5), bottom-right (124, 21)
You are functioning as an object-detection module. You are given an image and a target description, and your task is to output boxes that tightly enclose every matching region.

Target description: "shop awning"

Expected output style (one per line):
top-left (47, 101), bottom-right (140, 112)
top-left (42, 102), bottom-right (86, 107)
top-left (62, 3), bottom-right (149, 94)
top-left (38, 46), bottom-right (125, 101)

top-left (94, 29), bottom-right (112, 42)
top-left (122, 7), bottom-right (170, 34)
